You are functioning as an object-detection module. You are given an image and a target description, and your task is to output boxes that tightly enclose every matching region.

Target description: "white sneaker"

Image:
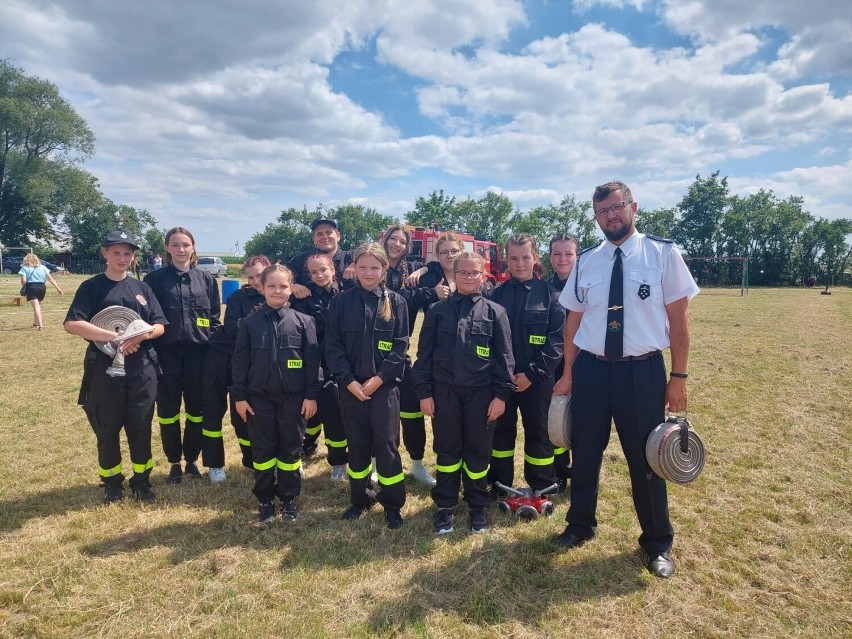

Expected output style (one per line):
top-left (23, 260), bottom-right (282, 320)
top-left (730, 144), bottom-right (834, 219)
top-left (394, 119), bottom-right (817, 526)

top-left (330, 464), bottom-right (347, 481)
top-left (208, 467), bottom-right (226, 483)
top-left (410, 459), bottom-right (437, 486)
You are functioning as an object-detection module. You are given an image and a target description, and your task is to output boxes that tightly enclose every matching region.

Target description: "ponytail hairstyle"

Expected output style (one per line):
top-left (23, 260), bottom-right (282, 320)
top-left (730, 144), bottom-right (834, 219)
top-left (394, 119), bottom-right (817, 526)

top-left (506, 233), bottom-right (545, 279)
top-left (382, 224), bottom-right (412, 282)
top-left (548, 233), bottom-right (580, 255)
top-left (242, 254), bottom-right (272, 271)
top-left (259, 263), bottom-right (294, 286)
top-left (305, 252), bottom-right (337, 285)
top-left (435, 232), bottom-right (464, 258)
top-left (353, 242), bottom-right (392, 321)
top-left (163, 227), bottom-right (199, 267)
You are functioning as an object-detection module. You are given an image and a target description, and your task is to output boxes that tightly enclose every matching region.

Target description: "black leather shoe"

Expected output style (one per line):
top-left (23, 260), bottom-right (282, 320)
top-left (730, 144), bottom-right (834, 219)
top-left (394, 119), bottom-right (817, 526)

top-left (556, 527), bottom-right (592, 549)
top-left (166, 463), bottom-right (183, 484)
top-left (648, 552), bottom-right (675, 578)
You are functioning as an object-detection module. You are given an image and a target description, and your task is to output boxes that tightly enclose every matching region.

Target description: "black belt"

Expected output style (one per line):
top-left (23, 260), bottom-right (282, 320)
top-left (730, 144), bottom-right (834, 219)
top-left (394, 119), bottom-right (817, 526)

top-left (587, 350), bottom-right (661, 362)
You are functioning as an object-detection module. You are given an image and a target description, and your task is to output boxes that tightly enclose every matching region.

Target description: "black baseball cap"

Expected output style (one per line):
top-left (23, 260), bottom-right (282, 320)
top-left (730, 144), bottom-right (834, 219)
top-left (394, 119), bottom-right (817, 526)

top-left (102, 230), bottom-right (140, 250)
top-left (310, 216), bottom-right (338, 231)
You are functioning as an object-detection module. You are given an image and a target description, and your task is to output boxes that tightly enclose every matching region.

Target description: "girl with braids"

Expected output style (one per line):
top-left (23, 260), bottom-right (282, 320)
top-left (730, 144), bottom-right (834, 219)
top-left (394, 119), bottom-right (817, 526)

top-left (201, 254), bottom-right (271, 479)
top-left (381, 225), bottom-right (441, 486)
top-left (231, 264), bottom-right (320, 522)
top-left (325, 243), bottom-right (410, 529)
top-left (487, 233), bottom-right (565, 496)
top-left (290, 253), bottom-right (349, 480)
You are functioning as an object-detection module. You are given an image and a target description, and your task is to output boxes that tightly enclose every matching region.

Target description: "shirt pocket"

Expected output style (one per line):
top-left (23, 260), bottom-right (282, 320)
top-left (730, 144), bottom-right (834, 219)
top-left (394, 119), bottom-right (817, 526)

top-left (374, 315), bottom-right (396, 355)
top-left (470, 319), bottom-right (493, 359)
top-left (250, 327), bottom-right (272, 351)
top-left (523, 310), bottom-right (549, 347)
top-left (578, 272), bottom-right (605, 305)
top-left (628, 269), bottom-right (663, 303)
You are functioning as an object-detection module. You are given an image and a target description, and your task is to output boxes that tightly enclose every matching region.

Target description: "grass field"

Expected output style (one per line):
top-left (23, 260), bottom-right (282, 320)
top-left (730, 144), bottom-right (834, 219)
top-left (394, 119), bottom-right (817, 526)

top-left (0, 275), bottom-right (850, 638)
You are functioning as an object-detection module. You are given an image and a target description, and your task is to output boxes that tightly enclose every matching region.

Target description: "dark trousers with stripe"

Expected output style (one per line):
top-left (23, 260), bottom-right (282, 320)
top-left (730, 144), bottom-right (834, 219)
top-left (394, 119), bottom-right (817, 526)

top-left (488, 377), bottom-right (557, 492)
top-left (340, 383), bottom-right (405, 510)
top-left (247, 393), bottom-right (305, 503)
top-left (566, 351), bottom-right (673, 555)
top-left (156, 343), bottom-right (205, 464)
top-left (303, 380), bottom-right (348, 466)
top-left (431, 383), bottom-right (494, 510)
top-left (84, 353), bottom-right (156, 489)
top-left (201, 347), bottom-right (253, 469)
top-left (399, 362), bottom-right (426, 460)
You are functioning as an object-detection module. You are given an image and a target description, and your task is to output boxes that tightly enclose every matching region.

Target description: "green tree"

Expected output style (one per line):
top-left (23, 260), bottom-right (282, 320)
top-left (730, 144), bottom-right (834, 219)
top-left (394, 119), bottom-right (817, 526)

top-left (64, 197), bottom-right (158, 257)
top-left (674, 171), bottom-right (731, 256)
top-left (404, 189), bottom-right (456, 228)
top-left (815, 218), bottom-right (852, 288)
top-left (328, 203), bottom-right (395, 249)
top-left (242, 206), bottom-right (317, 262)
top-left (0, 60), bottom-right (96, 246)
top-left (512, 194), bottom-right (597, 249)
top-left (636, 207), bottom-right (677, 239)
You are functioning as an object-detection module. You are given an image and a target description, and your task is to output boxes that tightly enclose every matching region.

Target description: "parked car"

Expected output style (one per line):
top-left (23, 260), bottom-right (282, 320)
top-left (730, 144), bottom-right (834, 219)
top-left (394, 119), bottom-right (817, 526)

top-left (196, 256), bottom-right (228, 277)
top-left (2, 256), bottom-right (62, 274)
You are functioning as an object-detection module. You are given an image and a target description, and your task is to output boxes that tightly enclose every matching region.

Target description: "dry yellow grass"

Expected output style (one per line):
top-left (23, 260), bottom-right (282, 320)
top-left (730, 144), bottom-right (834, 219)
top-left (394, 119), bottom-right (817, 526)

top-left (0, 275), bottom-right (850, 638)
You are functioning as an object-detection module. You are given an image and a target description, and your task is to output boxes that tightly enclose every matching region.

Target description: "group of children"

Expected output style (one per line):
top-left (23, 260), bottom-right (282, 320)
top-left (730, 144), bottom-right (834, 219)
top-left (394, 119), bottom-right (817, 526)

top-left (65, 221), bottom-right (581, 534)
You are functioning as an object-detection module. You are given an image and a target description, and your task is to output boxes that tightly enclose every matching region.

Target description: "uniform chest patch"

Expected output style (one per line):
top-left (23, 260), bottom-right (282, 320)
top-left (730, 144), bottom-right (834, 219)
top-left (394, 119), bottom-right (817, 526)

top-left (638, 284), bottom-right (650, 300)
top-left (135, 295), bottom-right (148, 307)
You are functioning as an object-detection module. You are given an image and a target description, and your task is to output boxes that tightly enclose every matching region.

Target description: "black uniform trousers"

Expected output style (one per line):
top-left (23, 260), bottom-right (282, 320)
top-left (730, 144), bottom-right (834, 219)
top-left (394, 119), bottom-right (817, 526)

top-left (201, 347), bottom-right (253, 469)
top-left (340, 383), bottom-right (405, 510)
top-left (84, 353), bottom-right (156, 489)
top-left (156, 343), bottom-right (205, 464)
top-left (566, 351), bottom-right (673, 555)
top-left (488, 377), bottom-right (557, 492)
top-left (303, 380), bottom-right (348, 466)
top-left (399, 361), bottom-right (427, 460)
top-left (247, 393), bottom-right (305, 503)
top-left (553, 358), bottom-right (571, 481)
top-left (431, 383), bottom-right (494, 510)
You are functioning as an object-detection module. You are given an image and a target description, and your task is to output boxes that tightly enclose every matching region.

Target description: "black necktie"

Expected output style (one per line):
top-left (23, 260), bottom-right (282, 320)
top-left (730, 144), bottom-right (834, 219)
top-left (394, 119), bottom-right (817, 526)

top-left (605, 247), bottom-right (623, 361)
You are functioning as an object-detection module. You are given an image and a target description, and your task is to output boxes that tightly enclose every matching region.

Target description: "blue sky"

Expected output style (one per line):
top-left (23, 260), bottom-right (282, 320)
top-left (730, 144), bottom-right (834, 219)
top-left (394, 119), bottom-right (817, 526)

top-left (1, 0), bottom-right (850, 252)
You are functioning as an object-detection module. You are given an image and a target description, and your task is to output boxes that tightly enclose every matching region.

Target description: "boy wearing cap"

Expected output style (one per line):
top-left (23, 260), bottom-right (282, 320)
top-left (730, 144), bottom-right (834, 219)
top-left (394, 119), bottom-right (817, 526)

top-left (286, 216), bottom-right (356, 300)
top-left (64, 231), bottom-right (167, 503)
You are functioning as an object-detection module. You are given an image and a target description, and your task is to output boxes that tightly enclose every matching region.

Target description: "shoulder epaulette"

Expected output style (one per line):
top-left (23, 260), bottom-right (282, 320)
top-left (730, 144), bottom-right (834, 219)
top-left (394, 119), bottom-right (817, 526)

top-left (646, 235), bottom-right (674, 243)
top-left (579, 240), bottom-right (603, 255)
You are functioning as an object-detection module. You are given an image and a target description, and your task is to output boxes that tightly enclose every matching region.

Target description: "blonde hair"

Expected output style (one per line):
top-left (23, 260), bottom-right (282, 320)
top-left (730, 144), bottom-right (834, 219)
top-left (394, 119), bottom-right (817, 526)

top-left (22, 253), bottom-right (41, 267)
top-left (436, 232), bottom-right (464, 255)
top-left (353, 242), bottom-right (392, 321)
top-left (453, 251), bottom-right (485, 271)
top-left (260, 263), bottom-right (294, 285)
top-left (306, 252), bottom-right (337, 284)
top-left (164, 227), bottom-right (198, 267)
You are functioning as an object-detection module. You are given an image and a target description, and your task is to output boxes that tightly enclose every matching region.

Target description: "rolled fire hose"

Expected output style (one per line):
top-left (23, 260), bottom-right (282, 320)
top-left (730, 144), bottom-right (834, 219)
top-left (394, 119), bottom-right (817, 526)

top-left (90, 306), bottom-right (153, 377)
top-left (547, 395), bottom-right (572, 450)
top-left (645, 415), bottom-right (706, 484)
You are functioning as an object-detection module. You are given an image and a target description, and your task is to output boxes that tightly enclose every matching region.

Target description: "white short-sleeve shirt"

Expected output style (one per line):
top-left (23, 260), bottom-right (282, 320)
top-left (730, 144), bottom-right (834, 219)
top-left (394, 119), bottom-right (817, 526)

top-left (557, 231), bottom-right (699, 357)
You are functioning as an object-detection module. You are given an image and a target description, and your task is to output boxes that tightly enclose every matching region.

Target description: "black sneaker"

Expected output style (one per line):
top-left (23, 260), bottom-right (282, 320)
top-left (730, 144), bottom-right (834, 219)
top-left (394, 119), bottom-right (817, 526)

top-left (184, 462), bottom-right (202, 479)
top-left (469, 509), bottom-right (490, 533)
top-left (258, 502), bottom-right (276, 523)
top-left (341, 503), bottom-right (370, 520)
top-left (132, 486), bottom-right (156, 503)
top-left (385, 508), bottom-right (403, 530)
top-left (302, 440), bottom-right (318, 459)
top-left (281, 500), bottom-right (298, 522)
top-left (556, 477), bottom-right (569, 494)
top-left (103, 484), bottom-right (125, 504)
top-left (433, 508), bottom-right (455, 535)
top-left (166, 463), bottom-right (183, 484)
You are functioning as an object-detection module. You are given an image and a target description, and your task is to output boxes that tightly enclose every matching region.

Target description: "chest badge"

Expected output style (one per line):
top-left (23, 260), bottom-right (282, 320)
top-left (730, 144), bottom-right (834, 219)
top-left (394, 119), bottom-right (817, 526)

top-left (638, 284), bottom-right (650, 300)
top-left (135, 295), bottom-right (148, 307)
top-left (607, 320), bottom-right (622, 333)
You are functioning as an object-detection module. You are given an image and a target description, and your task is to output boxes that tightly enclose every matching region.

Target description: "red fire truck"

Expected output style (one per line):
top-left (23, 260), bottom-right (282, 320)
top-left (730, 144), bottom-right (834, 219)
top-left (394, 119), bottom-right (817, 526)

top-left (395, 226), bottom-right (509, 292)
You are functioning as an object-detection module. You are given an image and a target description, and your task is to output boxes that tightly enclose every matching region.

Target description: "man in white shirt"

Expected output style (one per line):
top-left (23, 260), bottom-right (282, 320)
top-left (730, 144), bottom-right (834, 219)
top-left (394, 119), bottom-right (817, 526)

top-left (554, 180), bottom-right (699, 578)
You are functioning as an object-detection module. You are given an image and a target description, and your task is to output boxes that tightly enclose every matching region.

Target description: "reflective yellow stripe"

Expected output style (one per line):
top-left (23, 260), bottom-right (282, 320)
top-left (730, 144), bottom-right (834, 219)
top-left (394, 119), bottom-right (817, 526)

top-left (524, 453), bottom-right (555, 466)
top-left (348, 464), bottom-right (373, 480)
top-left (202, 428), bottom-right (223, 438)
top-left (253, 458), bottom-right (277, 471)
top-left (529, 335), bottom-right (546, 345)
top-left (197, 317), bottom-right (210, 328)
top-left (185, 413), bottom-right (203, 423)
top-left (377, 471), bottom-right (405, 486)
top-left (436, 460), bottom-right (462, 473)
top-left (132, 459), bottom-right (154, 474)
top-left (305, 423), bottom-right (323, 436)
top-left (554, 447), bottom-right (567, 455)
top-left (277, 459), bottom-right (302, 471)
top-left (237, 437), bottom-right (251, 447)
top-left (400, 411), bottom-right (424, 419)
top-left (492, 449), bottom-right (514, 459)
top-left (287, 359), bottom-right (302, 369)
top-left (377, 340), bottom-right (392, 351)
top-left (463, 462), bottom-right (488, 480)
top-left (98, 463), bottom-right (122, 477)
top-left (325, 437), bottom-right (348, 448)
top-left (158, 414), bottom-right (180, 425)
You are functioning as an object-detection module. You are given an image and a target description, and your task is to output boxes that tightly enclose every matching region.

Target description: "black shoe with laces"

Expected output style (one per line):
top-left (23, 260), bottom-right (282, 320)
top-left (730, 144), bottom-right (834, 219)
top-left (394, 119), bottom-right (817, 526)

top-left (166, 463), bottom-right (183, 484)
top-left (258, 502), bottom-right (276, 523)
top-left (302, 440), bottom-right (319, 459)
top-left (103, 484), bottom-right (125, 504)
top-left (433, 508), bottom-right (455, 535)
top-left (341, 503), bottom-right (370, 520)
top-left (132, 486), bottom-right (156, 503)
top-left (469, 508), bottom-right (490, 533)
top-left (281, 500), bottom-right (298, 522)
top-left (385, 508), bottom-right (403, 530)
top-left (184, 461), bottom-right (202, 479)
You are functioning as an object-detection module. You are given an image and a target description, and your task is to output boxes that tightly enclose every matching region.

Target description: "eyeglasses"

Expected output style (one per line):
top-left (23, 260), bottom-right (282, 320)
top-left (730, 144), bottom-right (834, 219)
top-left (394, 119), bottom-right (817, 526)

top-left (438, 249), bottom-right (461, 257)
top-left (594, 201), bottom-right (630, 217)
top-left (454, 270), bottom-right (483, 279)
